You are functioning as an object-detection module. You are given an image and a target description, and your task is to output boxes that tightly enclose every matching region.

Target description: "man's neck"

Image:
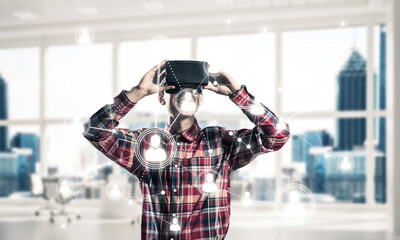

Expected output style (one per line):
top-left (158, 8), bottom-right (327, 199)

top-left (168, 114), bottom-right (195, 135)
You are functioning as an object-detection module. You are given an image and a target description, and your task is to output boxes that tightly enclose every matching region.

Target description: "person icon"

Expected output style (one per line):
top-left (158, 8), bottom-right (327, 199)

top-left (170, 217), bottom-right (181, 232)
top-left (180, 92), bottom-right (196, 112)
top-left (202, 173), bottom-right (218, 193)
top-left (340, 156), bottom-right (352, 170)
top-left (283, 190), bottom-right (305, 218)
top-left (59, 180), bottom-right (70, 194)
top-left (110, 184), bottom-right (121, 198)
top-left (242, 191), bottom-right (253, 206)
top-left (144, 135), bottom-right (167, 162)
top-left (78, 29), bottom-right (92, 44)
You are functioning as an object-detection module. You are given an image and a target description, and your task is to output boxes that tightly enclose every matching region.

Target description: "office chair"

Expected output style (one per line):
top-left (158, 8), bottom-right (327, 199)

top-left (31, 175), bottom-right (81, 223)
top-left (31, 174), bottom-right (57, 219)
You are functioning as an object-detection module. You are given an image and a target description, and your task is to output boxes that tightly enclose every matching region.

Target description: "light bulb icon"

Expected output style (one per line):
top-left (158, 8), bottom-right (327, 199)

top-left (170, 217), bottom-right (181, 232)
top-left (202, 173), bottom-right (218, 193)
top-left (144, 135), bottom-right (167, 162)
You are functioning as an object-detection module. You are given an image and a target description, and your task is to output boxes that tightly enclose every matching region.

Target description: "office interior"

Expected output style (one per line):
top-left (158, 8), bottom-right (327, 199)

top-left (0, 0), bottom-right (400, 239)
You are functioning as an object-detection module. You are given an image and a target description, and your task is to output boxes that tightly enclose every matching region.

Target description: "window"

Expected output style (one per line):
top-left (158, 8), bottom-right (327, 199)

top-left (197, 33), bottom-right (276, 115)
top-left (119, 38), bottom-right (191, 118)
top-left (281, 118), bottom-right (367, 203)
top-left (0, 47), bottom-right (39, 119)
top-left (45, 44), bottom-right (113, 119)
top-left (282, 27), bottom-right (367, 112)
top-left (0, 23), bottom-right (388, 204)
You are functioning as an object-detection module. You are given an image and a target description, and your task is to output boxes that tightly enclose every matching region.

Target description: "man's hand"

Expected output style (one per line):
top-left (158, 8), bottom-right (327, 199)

top-left (204, 67), bottom-right (241, 96)
top-left (126, 59), bottom-right (175, 102)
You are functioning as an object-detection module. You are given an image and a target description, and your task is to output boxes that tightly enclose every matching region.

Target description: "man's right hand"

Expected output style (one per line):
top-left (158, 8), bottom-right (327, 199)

top-left (126, 59), bottom-right (175, 102)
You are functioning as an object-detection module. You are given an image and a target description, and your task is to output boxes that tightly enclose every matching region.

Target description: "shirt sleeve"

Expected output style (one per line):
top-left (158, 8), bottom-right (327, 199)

top-left (221, 86), bottom-right (290, 171)
top-left (82, 90), bottom-right (144, 177)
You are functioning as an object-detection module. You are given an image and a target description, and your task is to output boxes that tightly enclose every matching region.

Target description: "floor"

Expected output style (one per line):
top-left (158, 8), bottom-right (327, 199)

top-left (0, 199), bottom-right (398, 240)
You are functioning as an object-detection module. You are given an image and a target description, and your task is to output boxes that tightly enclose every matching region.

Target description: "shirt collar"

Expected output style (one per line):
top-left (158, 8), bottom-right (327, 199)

top-left (164, 118), bottom-right (202, 142)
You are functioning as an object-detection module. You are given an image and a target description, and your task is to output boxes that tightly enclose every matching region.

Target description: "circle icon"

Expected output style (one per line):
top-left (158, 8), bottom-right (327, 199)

top-left (75, 27), bottom-right (95, 45)
top-left (173, 88), bottom-right (201, 116)
top-left (274, 183), bottom-right (316, 225)
top-left (135, 128), bottom-right (176, 170)
top-left (106, 182), bottom-right (125, 200)
top-left (337, 155), bottom-right (355, 172)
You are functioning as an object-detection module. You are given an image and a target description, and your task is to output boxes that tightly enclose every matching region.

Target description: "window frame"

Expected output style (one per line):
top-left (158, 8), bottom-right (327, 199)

top-left (0, 20), bottom-right (387, 207)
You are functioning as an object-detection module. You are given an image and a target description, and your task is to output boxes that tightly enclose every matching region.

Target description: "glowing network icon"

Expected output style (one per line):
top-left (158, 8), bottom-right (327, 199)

top-left (56, 178), bottom-right (73, 195)
top-left (283, 190), bottom-right (305, 218)
top-left (149, 35), bottom-right (169, 49)
top-left (258, 25), bottom-right (272, 35)
top-left (250, 102), bottom-right (265, 115)
top-left (170, 217), bottom-right (181, 232)
top-left (274, 183), bottom-right (316, 225)
top-left (242, 191), bottom-right (253, 206)
top-left (202, 173), bottom-right (218, 193)
top-left (197, 170), bottom-right (222, 194)
top-left (208, 65), bottom-right (221, 75)
top-left (75, 27), bottom-right (95, 45)
top-left (180, 92), bottom-right (196, 112)
top-left (135, 128), bottom-right (176, 170)
top-left (338, 155), bottom-right (355, 172)
top-left (144, 134), bottom-right (167, 162)
top-left (106, 182), bottom-right (125, 200)
top-left (276, 118), bottom-right (287, 130)
top-left (174, 89), bottom-right (200, 116)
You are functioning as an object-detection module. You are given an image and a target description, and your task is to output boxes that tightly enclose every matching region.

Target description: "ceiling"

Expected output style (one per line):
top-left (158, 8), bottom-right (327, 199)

top-left (0, 0), bottom-right (384, 27)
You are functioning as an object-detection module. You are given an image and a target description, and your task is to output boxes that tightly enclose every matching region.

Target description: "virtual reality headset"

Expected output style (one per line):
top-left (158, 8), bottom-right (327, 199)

top-left (163, 60), bottom-right (209, 94)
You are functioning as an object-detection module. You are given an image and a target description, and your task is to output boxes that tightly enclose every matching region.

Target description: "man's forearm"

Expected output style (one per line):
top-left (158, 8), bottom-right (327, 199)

top-left (83, 90), bottom-right (136, 141)
top-left (126, 86), bottom-right (146, 103)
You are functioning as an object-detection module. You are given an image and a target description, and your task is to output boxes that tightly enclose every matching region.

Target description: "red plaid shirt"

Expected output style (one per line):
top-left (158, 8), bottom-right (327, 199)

top-left (83, 86), bottom-right (290, 240)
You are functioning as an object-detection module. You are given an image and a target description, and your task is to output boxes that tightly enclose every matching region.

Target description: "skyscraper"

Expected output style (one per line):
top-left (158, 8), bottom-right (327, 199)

top-left (0, 74), bottom-right (8, 151)
top-left (0, 152), bottom-right (19, 196)
top-left (10, 133), bottom-right (40, 172)
top-left (292, 131), bottom-right (333, 193)
top-left (378, 24), bottom-right (386, 153)
top-left (337, 50), bottom-right (367, 150)
top-left (376, 24), bottom-right (387, 203)
top-left (292, 131), bottom-right (333, 168)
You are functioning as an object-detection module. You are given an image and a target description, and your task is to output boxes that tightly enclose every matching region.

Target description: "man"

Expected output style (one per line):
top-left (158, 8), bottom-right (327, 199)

top-left (83, 59), bottom-right (290, 239)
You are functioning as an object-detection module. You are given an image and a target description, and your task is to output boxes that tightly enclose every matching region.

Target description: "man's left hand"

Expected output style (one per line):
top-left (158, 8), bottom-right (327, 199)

top-left (204, 67), bottom-right (241, 96)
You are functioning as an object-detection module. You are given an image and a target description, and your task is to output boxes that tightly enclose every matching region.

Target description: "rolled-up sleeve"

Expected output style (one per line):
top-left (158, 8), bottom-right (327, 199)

top-left (83, 90), bottom-right (144, 176)
top-left (222, 86), bottom-right (290, 171)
